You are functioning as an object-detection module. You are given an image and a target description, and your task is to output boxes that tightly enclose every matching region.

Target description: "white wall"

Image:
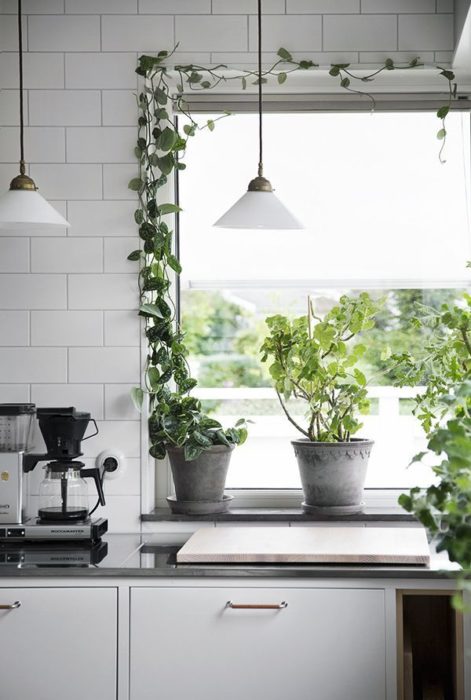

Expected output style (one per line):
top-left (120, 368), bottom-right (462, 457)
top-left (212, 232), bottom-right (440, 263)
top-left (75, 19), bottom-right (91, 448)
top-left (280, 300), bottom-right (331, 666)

top-left (0, 0), bottom-right (455, 531)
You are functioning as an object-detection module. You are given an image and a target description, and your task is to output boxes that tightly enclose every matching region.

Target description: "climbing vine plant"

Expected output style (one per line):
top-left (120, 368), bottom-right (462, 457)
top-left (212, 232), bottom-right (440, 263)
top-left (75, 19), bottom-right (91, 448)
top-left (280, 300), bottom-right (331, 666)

top-left (129, 47), bottom-right (458, 461)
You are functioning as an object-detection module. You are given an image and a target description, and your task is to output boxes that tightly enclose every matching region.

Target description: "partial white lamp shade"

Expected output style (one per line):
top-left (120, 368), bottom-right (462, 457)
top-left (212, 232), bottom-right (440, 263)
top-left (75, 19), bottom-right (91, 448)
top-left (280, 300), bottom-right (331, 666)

top-left (0, 188), bottom-right (70, 230)
top-left (214, 190), bottom-right (303, 230)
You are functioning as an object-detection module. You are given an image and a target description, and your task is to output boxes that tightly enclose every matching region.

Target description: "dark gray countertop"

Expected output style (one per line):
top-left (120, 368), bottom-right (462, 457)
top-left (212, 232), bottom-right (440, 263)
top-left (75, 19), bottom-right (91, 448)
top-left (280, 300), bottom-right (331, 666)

top-left (0, 531), bottom-right (462, 579)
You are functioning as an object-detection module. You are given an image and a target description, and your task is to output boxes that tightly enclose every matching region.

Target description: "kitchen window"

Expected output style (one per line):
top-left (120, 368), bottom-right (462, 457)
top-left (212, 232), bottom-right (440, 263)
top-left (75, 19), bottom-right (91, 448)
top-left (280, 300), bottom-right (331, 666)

top-left (175, 101), bottom-right (471, 505)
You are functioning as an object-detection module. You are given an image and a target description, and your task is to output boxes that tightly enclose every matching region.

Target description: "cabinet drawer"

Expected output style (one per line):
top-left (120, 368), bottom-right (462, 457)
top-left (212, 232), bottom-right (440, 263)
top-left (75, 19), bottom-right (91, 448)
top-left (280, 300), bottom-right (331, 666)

top-left (130, 586), bottom-right (386, 700)
top-left (0, 587), bottom-right (117, 700)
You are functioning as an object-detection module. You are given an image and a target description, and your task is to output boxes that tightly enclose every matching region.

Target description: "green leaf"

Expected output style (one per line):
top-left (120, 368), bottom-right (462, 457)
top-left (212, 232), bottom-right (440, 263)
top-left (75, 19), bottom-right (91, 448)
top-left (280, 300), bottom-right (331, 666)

top-left (154, 108), bottom-right (169, 121)
top-left (183, 123), bottom-right (196, 136)
top-left (134, 209), bottom-right (144, 225)
top-left (241, 76), bottom-right (247, 90)
top-left (128, 177), bottom-right (143, 192)
top-left (159, 203), bottom-right (181, 215)
top-left (437, 128), bottom-right (447, 140)
top-left (155, 87), bottom-right (167, 105)
top-left (147, 367), bottom-right (161, 390)
top-left (167, 254), bottom-right (182, 274)
top-left (156, 154), bottom-right (174, 175)
top-left (329, 65), bottom-right (340, 77)
top-left (436, 105), bottom-right (449, 119)
top-left (340, 77), bottom-right (350, 88)
top-left (277, 72), bottom-right (287, 84)
top-left (201, 81), bottom-right (211, 89)
top-left (207, 119), bottom-right (215, 131)
top-left (277, 47), bottom-right (293, 61)
top-left (127, 250), bottom-right (142, 261)
top-left (156, 127), bottom-right (177, 152)
top-left (131, 387), bottom-right (144, 411)
top-left (139, 303), bottom-right (164, 318)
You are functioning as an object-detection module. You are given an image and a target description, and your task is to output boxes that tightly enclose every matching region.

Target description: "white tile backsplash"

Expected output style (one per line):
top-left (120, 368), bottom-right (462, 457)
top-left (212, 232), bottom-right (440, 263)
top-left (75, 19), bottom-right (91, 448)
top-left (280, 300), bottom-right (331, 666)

top-left (29, 164), bottom-right (103, 200)
top-left (248, 14), bottom-right (322, 51)
top-left (0, 90), bottom-right (26, 126)
top-left (29, 90), bottom-right (101, 126)
top-left (67, 200), bottom-right (137, 237)
top-left (0, 127), bottom-right (65, 163)
top-left (102, 91), bottom-right (138, 126)
top-left (105, 383), bottom-right (140, 420)
top-left (31, 383), bottom-right (105, 419)
top-left (0, 53), bottom-right (64, 89)
top-left (84, 420), bottom-right (140, 458)
top-left (103, 164), bottom-right (138, 200)
top-left (0, 274), bottom-right (66, 309)
top-left (69, 347), bottom-right (140, 383)
top-left (0, 0), bottom-right (459, 536)
top-left (324, 14), bottom-right (398, 51)
top-left (398, 14), bottom-right (454, 50)
top-left (104, 310), bottom-right (141, 346)
top-left (28, 15), bottom-right (101, 51)
top-left (66, 0), bottom-right (137, 12)
top-left (31, 237), bottom-right (103, 273)
top-left (287, 0), bottom-right (359, 12)
top-left (66, 127), bottom-right (136, 163)
top-left (361, 0), bottom-right (435, 11)
top-left (0, 384), bottom-right (30, 402)
top-left (0, 311), bottom-right (29, 346)
top-left (0, 238), bottom-right (30, 272)
top-left (101, 15), bottom-right (174, 51)
top-left (104, 237), bottom-right (139, 272)
top-left (0, 347), bottom-right (67, 383)
top-left (175, 15), bottom-right (248, 51)
top-left (139, 0), bottom-right (210, 12)
top-left (65, 53), bottom-right (138, 89)
top-left (68, 273), bottom-right (137, 310)
top-left (31, 310), bottom-right (104, 346)
top-left (213, 0), bottom-right (285, 12)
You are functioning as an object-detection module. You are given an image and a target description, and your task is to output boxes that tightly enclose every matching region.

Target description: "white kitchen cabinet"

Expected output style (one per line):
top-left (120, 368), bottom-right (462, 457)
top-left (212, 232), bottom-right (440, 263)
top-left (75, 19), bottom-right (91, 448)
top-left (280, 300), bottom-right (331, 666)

top-left (0, 587), bottom-right (117, 700)
top-left (130, 586), bottom-right (386, 700)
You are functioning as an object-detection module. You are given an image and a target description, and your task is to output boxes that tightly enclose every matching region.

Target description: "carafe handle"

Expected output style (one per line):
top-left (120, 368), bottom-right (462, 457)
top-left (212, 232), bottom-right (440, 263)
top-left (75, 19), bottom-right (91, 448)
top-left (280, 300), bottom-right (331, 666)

top-left (82, 467), bottom-right (106, 507)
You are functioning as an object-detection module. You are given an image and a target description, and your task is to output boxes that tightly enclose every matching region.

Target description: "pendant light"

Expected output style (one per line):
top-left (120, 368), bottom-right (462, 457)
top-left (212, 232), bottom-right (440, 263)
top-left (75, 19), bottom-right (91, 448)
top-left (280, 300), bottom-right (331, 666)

top-left (0, 0), bottom-right (70, 230)
top-left (214, 0), bottom-right (302, 230)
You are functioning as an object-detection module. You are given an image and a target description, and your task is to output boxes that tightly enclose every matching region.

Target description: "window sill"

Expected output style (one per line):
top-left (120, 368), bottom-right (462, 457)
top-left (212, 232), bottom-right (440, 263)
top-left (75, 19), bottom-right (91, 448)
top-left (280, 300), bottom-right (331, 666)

top-left (141, 506), bottom-right (416, 523)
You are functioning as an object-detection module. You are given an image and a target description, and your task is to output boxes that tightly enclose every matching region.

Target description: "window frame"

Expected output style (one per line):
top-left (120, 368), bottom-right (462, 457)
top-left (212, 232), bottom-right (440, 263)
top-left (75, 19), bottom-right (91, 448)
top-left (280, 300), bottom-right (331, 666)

top-left (153, 94), bottom-right (471, 510)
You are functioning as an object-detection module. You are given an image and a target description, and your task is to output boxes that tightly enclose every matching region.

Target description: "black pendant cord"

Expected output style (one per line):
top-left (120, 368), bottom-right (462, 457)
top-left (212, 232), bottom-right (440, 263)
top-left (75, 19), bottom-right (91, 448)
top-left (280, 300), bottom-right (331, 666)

top-left (257, 0), bottom-right (263, 178)
top-left (18, 0), bottom-right (25, 175)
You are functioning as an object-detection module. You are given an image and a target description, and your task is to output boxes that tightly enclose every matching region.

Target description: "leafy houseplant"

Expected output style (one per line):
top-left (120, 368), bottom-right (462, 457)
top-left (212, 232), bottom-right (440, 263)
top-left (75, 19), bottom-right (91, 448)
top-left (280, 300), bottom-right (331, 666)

top-left (394, 293), bottom-right (471, 574)
top-left (260, 293), bottom-right (382, 514)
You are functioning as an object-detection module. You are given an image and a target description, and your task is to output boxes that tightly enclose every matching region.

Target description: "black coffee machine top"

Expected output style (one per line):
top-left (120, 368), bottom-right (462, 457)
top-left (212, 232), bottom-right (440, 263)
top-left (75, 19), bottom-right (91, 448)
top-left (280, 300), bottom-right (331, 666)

top-left (24, 407), bottom-right (98, 470)
top-left (23, 407), bottom-right (105, 523)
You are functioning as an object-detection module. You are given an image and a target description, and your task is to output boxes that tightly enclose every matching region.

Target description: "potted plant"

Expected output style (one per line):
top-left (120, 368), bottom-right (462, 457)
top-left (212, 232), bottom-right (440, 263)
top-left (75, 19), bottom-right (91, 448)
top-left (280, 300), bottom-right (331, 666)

top-left (394, 293), bottom-right (471, 571)
top-left (148, 391), bottom-right (248, 515)
top-left (260, 293), bottom-right (382, 514)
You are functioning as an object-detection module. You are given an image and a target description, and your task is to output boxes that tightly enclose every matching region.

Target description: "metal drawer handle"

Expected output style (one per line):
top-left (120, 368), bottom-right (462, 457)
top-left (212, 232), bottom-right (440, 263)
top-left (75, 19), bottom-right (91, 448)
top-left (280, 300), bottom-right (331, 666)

top-left (0, 601), bottom-right (21, 610)
top-left (226, 601), bottom-right (287, 610)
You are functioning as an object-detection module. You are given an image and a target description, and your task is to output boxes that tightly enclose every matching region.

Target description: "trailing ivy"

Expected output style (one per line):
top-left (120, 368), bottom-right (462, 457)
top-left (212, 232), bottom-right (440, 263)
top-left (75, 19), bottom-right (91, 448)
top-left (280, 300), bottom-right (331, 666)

top-left (130, 47), bottom-right (459, 462)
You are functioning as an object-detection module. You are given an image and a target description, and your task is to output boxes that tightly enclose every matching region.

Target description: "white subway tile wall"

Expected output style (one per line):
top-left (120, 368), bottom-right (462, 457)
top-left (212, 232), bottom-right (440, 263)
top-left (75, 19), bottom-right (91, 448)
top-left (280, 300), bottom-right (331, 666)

top-left (0, 0), bottom-right (455, 531)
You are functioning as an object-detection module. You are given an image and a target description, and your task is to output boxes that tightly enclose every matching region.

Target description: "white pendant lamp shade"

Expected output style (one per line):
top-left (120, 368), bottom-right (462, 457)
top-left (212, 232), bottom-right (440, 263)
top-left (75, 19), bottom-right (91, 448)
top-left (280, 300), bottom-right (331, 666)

top-left (213, 0), bottom-right (302, 231)
top-left (0, 188), bottom-right (70, 230)
top-left (214, 190), bottom-right (303, 229)
top-left (0, 0), bottom-right (70, 232)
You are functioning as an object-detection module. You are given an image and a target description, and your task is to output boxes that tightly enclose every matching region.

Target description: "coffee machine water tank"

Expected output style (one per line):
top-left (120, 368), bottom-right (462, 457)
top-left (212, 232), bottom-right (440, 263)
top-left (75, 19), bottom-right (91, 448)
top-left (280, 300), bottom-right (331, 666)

top-left (0, 404), bottom-right (35, 452)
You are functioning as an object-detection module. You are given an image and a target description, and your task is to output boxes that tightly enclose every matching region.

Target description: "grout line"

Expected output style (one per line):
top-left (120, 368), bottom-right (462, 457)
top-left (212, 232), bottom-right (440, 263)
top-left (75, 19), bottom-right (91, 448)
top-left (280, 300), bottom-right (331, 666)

top-left (396, 13), bottom-right (399, 51)
top-left (247, 14), bottom-right (250, 51)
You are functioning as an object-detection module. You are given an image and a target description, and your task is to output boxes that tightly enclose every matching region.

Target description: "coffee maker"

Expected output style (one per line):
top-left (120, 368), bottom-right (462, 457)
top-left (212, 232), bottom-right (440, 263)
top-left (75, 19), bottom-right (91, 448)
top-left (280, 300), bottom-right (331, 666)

top-left (0, 404), bottom-right (107, 542)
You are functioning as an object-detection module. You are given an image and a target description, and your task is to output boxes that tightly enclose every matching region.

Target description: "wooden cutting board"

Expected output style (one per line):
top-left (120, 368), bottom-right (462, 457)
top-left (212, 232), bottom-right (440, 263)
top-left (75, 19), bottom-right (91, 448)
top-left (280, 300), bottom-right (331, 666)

top-left (177, 526), bottom-right (430, 565)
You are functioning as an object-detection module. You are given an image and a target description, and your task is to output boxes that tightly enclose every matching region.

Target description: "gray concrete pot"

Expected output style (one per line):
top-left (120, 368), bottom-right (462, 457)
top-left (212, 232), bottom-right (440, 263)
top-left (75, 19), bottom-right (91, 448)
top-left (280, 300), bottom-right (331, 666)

top-left (292, 438), bottom-right (374, 515)
top-left (167, 444), bottom-right (235, 515)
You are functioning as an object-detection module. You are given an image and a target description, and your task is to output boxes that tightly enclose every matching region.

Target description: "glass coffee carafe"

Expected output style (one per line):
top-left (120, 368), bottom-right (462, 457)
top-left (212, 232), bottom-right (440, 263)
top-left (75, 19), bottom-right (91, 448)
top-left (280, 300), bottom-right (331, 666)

top-left (38, 462), bottom-right (91, 521)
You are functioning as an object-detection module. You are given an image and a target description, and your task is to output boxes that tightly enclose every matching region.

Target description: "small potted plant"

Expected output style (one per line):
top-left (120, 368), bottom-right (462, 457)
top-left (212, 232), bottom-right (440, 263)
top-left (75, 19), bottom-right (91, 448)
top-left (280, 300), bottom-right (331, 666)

top-left (260, 293), bottom-right (381, 515)
top-left (147, 391), bottom-right (248, 516)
